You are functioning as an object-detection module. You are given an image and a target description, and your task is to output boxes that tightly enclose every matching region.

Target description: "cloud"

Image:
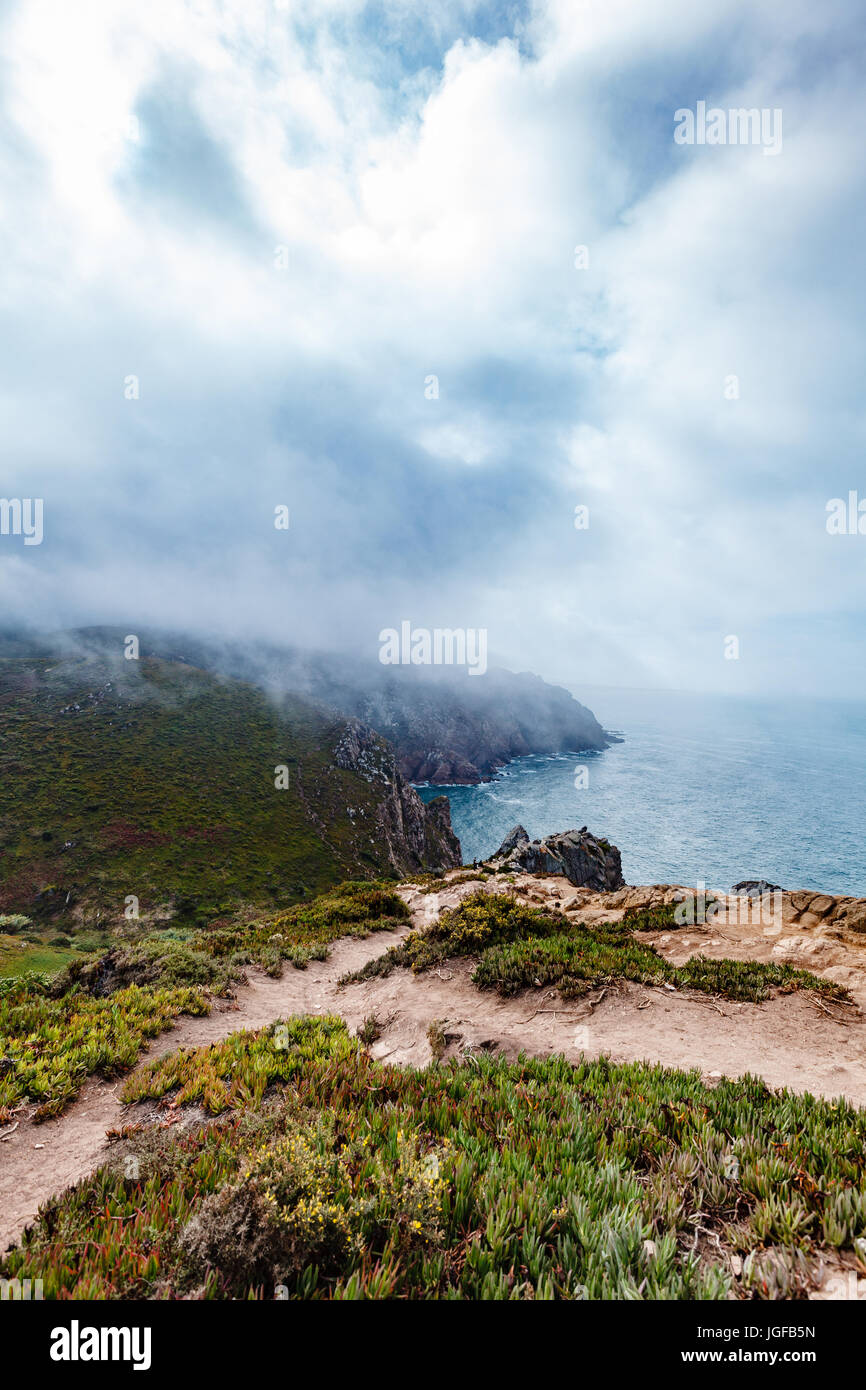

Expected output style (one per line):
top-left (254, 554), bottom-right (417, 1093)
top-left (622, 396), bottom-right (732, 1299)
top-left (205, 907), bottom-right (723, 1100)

top-left (0, 0), bottom-right (864, 695)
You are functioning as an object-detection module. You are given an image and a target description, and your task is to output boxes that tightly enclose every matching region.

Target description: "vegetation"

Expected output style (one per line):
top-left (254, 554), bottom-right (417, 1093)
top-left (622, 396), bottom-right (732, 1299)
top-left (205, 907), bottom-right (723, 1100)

top-left (54, 938), bottom-right (241, 997)
top-left (1, 638), bottom-right (857, 1306)
top-left (0, 975), bottom-right (209, 1121)
top-left (624, 899), bottom-right (720, 932)
top-left (0, 914), bottom-right (32, 932)
top-left (343, 891), bottom-right (566, 981)
top-left (357, 1013), bottom-right (382, 1046)
top-left (4, 1017), bottom-right (865, 1300)
top-left (343, 892), bottom-right (846, 1005)
top-left (426, 1019), bottom-right (448, 1062)
top-left (0, 911), bottom-right (91, 981)
top-left (472, 932), bottom-right (842, 1003)
top-left (193, 882), bottom-right (409, 973)
top-left (0, 932), bottom-right (84, 980)
top-left (0, 882), bottom-right (408, 1120)
top-left (0, 652), bottom-right (413, 931)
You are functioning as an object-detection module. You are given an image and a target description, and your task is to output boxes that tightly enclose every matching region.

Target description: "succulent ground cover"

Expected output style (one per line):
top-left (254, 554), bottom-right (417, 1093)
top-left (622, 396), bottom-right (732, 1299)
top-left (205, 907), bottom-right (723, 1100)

top-left (193, 881), bottom-right (409, 973)
top-left (0, 976), bottom-right (209, 1122)
top-left (624, 902), bottom-right (693, 931)
top-left (4, 1016), bottom-right (865, 1300)
top-left (342, 891), bottom-right (846, 1005)
top-left (622, 899), bottom-right (724, 932)
top-left (0, 883), bottom-right (408, 1119)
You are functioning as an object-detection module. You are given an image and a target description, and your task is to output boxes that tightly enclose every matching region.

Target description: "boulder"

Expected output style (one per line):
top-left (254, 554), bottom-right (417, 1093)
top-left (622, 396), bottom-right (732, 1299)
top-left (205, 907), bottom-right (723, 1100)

top-left (496, 825), bottom-right (531, 857)
top-left (488, 825), bottom-right (624, 891)
top-left (731, 879), bottom-right (783, 897)
top-left (834, 900), bottom-right (866, 935)
top-left (808, 895), bottom-right (836, 917)
top-left (788, 890), bottom-right (816, 912)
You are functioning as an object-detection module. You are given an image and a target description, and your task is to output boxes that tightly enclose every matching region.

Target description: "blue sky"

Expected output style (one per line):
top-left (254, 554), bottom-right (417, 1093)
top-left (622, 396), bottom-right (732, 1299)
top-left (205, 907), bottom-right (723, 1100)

top-left (1, 0), bottom-right (865, 695)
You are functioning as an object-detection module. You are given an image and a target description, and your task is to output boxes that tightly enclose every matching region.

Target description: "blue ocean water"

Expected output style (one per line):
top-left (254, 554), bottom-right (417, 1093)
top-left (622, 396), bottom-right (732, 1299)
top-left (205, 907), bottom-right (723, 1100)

top-left (417, 688), bottom-right (866, 896)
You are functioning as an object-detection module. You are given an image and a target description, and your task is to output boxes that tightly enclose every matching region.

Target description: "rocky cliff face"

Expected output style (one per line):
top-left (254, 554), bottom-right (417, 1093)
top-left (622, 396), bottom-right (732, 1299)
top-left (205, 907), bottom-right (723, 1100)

top-left (325, 666), bottom-right (615, 785)
top-left (487, 824), bottom-right (625, 891)
top-left (0, 647), bottom-right (462, 926)
top-left (333, 721), bottom-right (462, 874)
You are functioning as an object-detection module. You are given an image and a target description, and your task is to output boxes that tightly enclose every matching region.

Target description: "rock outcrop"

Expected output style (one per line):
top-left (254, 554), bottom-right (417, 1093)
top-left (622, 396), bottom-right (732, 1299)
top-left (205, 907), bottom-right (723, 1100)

top-left (333, 721), bottom-right (462, 875)
top-left (487, 825), bottom-right (625, 891)
top-left (603, 881), bottom-right (866, 943)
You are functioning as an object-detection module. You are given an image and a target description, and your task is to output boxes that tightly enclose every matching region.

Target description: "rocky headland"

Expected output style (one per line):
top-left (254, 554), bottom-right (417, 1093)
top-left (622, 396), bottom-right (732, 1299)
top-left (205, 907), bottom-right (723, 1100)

top-left (45, 630), bottom-right (616, 787)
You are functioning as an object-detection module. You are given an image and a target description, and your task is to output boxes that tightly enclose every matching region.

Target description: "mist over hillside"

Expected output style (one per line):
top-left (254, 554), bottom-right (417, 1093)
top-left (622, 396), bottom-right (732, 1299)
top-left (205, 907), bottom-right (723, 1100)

top-left (1, 626), bottom-right (615, 786)
top-left (0, 638), bottom-right (460, 928)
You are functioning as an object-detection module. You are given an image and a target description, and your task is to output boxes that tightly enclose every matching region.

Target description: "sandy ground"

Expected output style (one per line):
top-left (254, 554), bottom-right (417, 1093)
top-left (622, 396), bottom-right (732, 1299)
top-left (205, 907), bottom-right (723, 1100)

top-left (3, 872), bottom-right (866, 1268)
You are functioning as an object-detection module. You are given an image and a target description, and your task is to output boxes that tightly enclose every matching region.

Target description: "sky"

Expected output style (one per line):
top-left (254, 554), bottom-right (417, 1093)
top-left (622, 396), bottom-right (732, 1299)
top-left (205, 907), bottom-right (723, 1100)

top-left (1, 0), bottom-right (865, 696)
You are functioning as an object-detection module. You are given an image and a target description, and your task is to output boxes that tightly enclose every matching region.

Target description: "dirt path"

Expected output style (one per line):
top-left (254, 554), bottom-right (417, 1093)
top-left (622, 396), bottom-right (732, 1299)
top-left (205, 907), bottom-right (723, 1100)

top-left (0, 927), bottom-right (402, 1252)
top-left (4, 875), bottom-right (866, 1254)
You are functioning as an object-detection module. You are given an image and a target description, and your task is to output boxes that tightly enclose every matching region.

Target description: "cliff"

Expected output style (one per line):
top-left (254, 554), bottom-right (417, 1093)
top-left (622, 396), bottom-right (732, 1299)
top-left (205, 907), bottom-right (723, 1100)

top-left (487, 824), bottom-right (625, 891)
top-left (328, 666), bottom-right (614, 784)
top-left (333, 720), bottom-right (462, 873)
top-left (0, 650), bottom-right (461, 927)
top-left (24, 631), bottom-right (615, 787)
top-left (173, 639), bottom-right (615, 785)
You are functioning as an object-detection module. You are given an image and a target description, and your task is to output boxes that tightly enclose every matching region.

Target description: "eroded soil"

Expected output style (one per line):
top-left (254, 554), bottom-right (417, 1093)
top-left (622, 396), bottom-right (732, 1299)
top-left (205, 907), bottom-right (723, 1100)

top-left (4, 871), bottom-right (866, 1278)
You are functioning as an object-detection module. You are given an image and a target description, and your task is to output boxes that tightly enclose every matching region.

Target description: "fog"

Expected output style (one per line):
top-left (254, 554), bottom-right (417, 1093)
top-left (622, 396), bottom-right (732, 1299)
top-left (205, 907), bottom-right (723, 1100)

top-left (1, 0), bottom-right (864, 695)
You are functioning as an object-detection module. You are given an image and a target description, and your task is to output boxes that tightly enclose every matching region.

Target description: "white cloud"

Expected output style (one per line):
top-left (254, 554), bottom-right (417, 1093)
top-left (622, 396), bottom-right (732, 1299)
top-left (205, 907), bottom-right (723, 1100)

top-left (0, 0), bottom-right (864, 695)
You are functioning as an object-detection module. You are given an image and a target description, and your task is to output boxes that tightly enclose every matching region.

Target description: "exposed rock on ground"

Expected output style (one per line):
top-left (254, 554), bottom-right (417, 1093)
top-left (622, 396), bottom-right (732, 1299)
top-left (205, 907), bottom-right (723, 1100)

top-left (5, 864), bottom-right (866, 1270)
top-left (487, 824), bottom-right (625, 891)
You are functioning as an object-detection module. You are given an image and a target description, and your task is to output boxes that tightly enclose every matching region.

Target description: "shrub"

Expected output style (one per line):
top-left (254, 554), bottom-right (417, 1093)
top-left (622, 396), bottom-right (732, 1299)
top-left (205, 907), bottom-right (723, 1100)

top-left (344, 892), bottom-right (845, 1006)
top-left (342, 891), bottom-right (564, 982)
top-left (53, 939), bottom-right (240, 999)
top-left (196, 882), bottom-right (409, 974)
top-left (357, 1014), bottom-right (382, 1046)
top-left (625, 899), bottom-right (721, 932)
top-left (0, 915), bottom-right (31, 934)
top-left (179, 1108), bottom-right (446, 1296)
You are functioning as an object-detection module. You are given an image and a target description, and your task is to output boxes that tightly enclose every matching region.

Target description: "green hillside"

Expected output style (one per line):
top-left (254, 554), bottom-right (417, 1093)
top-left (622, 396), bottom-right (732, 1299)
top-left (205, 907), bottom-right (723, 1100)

top-left (0, 652), bottom-right (429, 932)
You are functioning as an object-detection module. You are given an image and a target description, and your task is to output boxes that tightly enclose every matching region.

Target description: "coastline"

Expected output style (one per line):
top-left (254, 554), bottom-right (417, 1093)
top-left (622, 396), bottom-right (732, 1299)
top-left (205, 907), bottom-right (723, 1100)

top-left (417, 696), bottom-right (866, 896)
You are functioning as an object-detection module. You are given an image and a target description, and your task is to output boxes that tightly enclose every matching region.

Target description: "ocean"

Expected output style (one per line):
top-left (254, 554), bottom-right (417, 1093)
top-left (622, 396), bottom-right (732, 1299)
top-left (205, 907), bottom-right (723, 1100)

top-left (416, 687), bottom-right (866, 897)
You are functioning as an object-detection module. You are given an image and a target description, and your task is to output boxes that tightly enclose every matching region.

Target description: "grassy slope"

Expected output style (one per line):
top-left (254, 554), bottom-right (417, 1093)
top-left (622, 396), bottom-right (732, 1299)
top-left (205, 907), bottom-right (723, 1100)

top-left (0, 653), bottom-right (407, 929)
top-left (2, 887), bottom-right (863, 1299)
top-left (0, 933), bottom-right (83, 978)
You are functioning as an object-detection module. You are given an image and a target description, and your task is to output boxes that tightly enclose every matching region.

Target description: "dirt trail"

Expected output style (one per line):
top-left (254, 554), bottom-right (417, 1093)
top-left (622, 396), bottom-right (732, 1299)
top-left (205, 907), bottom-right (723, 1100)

top-left (4, 873), bottom-right (866, 1254)
top-left (0, 927), bottom-right (399, 1252)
